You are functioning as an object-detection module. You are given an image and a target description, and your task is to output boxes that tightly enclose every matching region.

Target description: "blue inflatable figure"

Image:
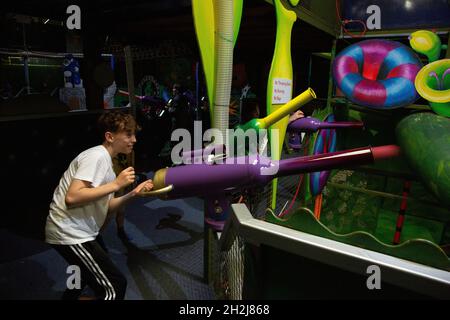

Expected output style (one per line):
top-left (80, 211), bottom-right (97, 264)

top-left (63, 54), bottom-right (82, 88)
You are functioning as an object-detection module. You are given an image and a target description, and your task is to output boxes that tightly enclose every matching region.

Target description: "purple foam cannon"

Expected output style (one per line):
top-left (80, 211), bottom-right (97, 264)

top-left (143, 145), bottom-right (400, 230)
top-left (287, 117), bottom-right (364, 132)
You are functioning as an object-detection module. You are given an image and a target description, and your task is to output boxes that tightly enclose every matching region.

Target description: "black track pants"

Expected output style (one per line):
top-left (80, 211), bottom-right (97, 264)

top-left (52, 239), bottom-right (127, 300)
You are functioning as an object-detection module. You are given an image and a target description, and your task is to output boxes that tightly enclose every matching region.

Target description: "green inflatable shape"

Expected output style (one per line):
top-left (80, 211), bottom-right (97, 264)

top-left (266, 0), bottom-right (297, 209)
top-left (233, 0), bottom-right (244, 46)
top-left (409, 30), bottom-right (442, 63)
top-left (415, 59), bottom-right (450, 118)
top-left (266, 208), bottom-right (450, 271)
top-left (192, 0), bottom-right (243, 123)
top-left (396, 112), bottom-right (450, 207)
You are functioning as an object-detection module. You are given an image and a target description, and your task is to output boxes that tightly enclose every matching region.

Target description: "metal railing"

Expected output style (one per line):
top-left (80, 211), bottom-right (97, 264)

top-left (214, 203), bottom-right (450, 299)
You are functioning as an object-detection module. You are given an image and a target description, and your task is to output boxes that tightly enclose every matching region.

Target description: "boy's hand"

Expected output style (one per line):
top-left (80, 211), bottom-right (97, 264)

top-left (133, 179), bottom-right (154, 197)
top-left (115, 167), bottom-right (135, 190)
top-left (289, 110), bottom-right (305, 123)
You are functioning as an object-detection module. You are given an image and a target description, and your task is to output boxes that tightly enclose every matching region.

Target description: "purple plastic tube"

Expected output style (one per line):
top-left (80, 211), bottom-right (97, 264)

top-left (157, 145), bottom-right (400, 199)
top-left (288, 117), bottom-right (364, 132)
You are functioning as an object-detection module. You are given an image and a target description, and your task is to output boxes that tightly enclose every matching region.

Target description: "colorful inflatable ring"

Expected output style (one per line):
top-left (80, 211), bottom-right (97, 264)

top-left (333, 39), bottom-right (422, 109)
top-left (310, 114), bottom-right (337, 196)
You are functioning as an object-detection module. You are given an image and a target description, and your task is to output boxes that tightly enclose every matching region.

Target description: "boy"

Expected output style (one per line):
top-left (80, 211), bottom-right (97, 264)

top-left (45, 111), bottom-right (153, 300)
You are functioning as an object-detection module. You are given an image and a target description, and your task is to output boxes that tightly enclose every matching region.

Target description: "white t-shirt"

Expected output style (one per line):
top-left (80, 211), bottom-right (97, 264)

top-left (45, 145), bottom-right (116, 245)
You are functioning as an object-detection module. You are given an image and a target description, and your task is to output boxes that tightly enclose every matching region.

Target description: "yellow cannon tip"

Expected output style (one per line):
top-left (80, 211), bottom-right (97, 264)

top-left (308, 87), bottom-right (317, 99)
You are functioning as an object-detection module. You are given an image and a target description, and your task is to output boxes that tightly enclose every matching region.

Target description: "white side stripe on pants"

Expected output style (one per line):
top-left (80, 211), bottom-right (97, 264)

top-left (69, 245), bottom-right (112, 300)
top-left (76, 244), bottom-right (116, 300)
top-left (69, 244), bottom-right (116, 300)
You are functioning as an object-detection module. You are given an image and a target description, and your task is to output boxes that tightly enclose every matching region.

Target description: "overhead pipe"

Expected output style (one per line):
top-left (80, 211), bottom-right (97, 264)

top-left (288, 117), bottom-right (364, 132)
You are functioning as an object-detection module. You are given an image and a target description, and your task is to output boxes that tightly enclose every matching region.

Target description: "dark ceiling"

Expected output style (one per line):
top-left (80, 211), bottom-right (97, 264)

top-left (1, 0), bottom-right (334, 55)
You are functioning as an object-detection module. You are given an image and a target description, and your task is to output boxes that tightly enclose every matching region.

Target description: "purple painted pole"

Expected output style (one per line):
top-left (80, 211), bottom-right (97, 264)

top-left (288, 117), bottom-right (364, 132)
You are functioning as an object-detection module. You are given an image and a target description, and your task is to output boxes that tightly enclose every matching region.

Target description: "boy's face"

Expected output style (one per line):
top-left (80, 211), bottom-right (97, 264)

top-left (108, 130), bottom-right (137, 154)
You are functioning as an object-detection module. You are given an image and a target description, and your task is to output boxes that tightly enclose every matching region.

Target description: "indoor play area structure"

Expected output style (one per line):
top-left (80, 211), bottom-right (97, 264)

top-left (134, 0), bottom-right (450, 298)
top-left (0, 0), bottom-right (449, 300)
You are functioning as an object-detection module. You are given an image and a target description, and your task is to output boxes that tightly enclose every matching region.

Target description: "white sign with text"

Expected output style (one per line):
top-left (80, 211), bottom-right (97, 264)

top-left (271, 78), bottom-right (292, 104)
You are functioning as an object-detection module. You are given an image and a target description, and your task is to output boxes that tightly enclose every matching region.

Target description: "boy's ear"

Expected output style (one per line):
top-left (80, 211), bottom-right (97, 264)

top-left (104, 131), bottom-right (114, 143)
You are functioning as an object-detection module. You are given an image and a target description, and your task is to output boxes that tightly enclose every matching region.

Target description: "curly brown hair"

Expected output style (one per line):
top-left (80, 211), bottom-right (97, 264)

top-left (97, 111), bottom-right (140, 141)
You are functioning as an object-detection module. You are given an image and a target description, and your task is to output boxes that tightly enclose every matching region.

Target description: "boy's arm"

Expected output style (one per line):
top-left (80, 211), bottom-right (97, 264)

top-left (108, 179), bottom-right (154, 214)
top-left (65, 167), bottom-right (136, 208)
top-left (65, 179), bottom-right (120, 208)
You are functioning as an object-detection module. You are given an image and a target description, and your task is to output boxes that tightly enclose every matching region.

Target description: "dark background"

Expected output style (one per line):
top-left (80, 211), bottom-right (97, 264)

top-left (0, 0), bottom-right (334, 240)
